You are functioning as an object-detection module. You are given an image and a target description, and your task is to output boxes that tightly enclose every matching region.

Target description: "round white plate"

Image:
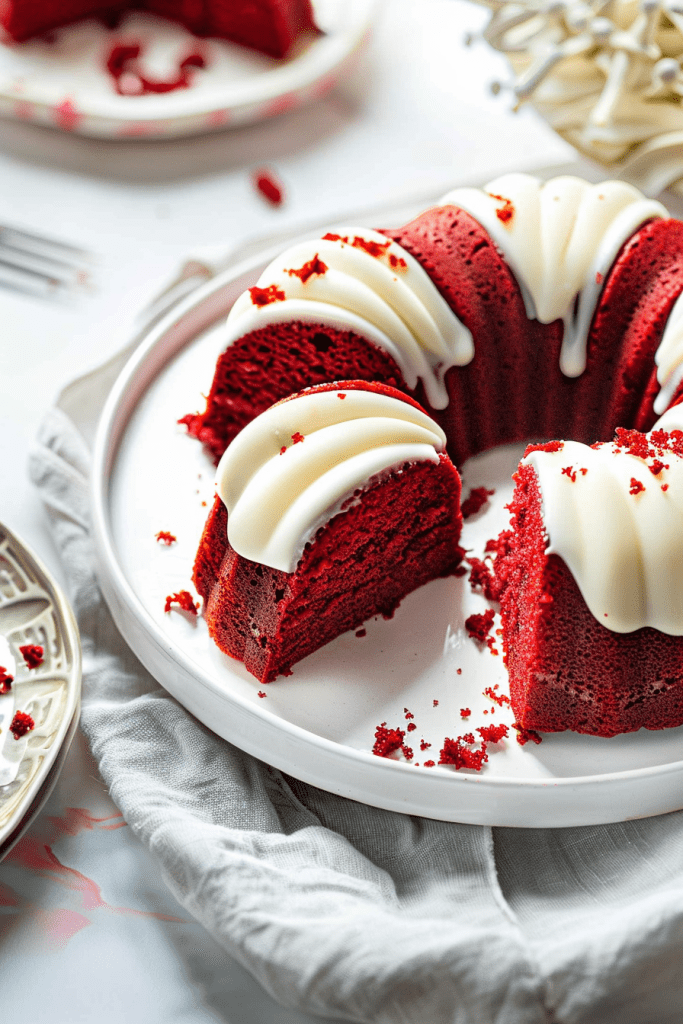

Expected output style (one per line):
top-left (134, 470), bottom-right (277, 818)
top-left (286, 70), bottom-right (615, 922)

top-left (91, 222), bottom-right (683, 829)
top-left (0, 521), bottom-right (82, 859)
top-left (0, 0), bottom-right (373, 138)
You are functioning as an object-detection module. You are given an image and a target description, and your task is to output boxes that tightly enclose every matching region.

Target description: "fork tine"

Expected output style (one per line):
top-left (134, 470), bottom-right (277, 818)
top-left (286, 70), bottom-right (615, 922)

top-left (0, 226), bottom-right (92, 261)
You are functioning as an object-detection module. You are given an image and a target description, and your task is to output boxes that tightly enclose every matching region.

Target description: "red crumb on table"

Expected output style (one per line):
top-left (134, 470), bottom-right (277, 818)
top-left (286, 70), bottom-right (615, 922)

top-left (404, 709), bottom-right (414, 720)
top-left (478, 724), bottom-right (509, 743)
top-left (372, 722), bottom-right (405, 758)
top-left (456, 668), bottom-right (462, 675)
top-left (513, 722), bottom-right (542, 746)
top-left (155, 531), bottom-right (177, 546)
top-left (401, 745), bottom-right (414, 761)
top-left (0, 667), bottom-right (13, 694)
top-left (286, 255), bottom-right (327, 283)
top-left (629, 478), bottom-right (645, 495)
top-left (420, 739), bottom-right (431, 751)
top-left (253, 168), bottom-right (284, 206)
top-left (258, 691), bottom-right (266, 698)
top-left (461, 486), bottom-right (494, 519)
top-left (433, 699), bottom-right (439, 706)
top-left (249, 284), bottom-right (286, 307)
top-left (439, 737), bottom-right (488, 771)
top-left (407, 722), bottom-right (417, 732)
top-left (19, 644), bottom-right (44, 669)
top-left (461, 732), bottom-right (475, 744)
top-left (355, 628), bottom-right (366, 637)
top-left (164, 591), bottom-right (198, 615)
top-left (423, 760), bottom-right (436, 767)
top-left (465, 609), bottom-right (495, 644)
top-left (484, 686), bottom-right (510, 707)
top-left (488, 193), bottom-right (515, 224)
top-left (10, 711), bottom-right (34, 740)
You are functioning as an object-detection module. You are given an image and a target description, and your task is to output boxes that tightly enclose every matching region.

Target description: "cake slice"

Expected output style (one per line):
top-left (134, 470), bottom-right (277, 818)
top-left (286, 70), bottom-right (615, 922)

top-left (494, 404), bottom-right (683, 736)
top-left (193, 381), bottom-right (463, 684)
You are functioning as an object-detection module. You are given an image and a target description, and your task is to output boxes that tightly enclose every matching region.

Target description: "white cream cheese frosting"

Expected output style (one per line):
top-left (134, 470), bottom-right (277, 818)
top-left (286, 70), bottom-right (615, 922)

top-left (224, 228), bottom-right (474, 410)
top-left (524, 423), bottom-right (683, 634)
top-left (440, 174), bottom-right (666, 378)
top-left (654, 291), bottom-right (683, 414)
top-left (215, 387), bottom-right (447, 573)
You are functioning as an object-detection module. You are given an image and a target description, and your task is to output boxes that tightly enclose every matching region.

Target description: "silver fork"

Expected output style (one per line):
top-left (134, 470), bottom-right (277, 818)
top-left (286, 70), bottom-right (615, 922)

top-left (0, 225), bottom-right (94, 300)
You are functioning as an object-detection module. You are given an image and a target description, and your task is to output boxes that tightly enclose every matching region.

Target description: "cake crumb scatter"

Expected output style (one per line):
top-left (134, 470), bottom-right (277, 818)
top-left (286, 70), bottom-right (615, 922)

top-left (407, 722), bottom-right (416, 732)
top-left (0, 668), bottom-right (13, 694)
top-left (629, 478), bottom-right (645, 495)
top-left (484, 686), bottom-right (510, 706)
top-left (460, 707), bottom-right (471, 717)
top-left (372, 722), bottom-right (405, 758)
top-left (513, 723), bottom-right (542, 746)
top-left (20, 645), bottom-right (44, 669)
top-left (461, 486), bottom-right (495, 518)
top-left (465, 609), bottom-right (495, 644)
top-left (478, 723), bottom-right (509, 743)
top-left (258, 691), bottom-right (266, 698)
top-left (249, 284), bottom-right (285, 307)
top-left (433, 699), bottom-right (440, 706)
top-left (420, 739), bottom-right (431, 751)
top-left (287, 255), bottom-right (328, 283)
top-left (561, 466), bottom-right (577, 482)
top-left (439, 737), bottom-right (488, 770)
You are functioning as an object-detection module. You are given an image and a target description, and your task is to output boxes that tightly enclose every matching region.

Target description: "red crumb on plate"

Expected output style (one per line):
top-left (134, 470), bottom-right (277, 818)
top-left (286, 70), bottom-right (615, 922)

top-left (19, 644), bottom-right (44, 669)
top-left (164, 591), bottom-right (198, 615)
top-left (461, 486), bottom-right (494, 519)
top-left (460, 707), bottom-right (471, 717)
top-left (484, 686), bottom-right (510, 707)
top-left (155, 531), bottom-right (177, 546)
top-left (372, 722), bottom-right (405, 758)
top-left (477, 724), bottom-right (509, 743)
top-left (438, 737), bottom-right (488, 771)
top-left (0, 667), bottom-right (13, 693)
top-left (465, 609), bottom-right (495, 644)
top-left (258, 691), bottom-right (266, 698)
top-left (513, 722), bottom-right (543, 746)
top-left (10, 711), bottom-right (34, 739)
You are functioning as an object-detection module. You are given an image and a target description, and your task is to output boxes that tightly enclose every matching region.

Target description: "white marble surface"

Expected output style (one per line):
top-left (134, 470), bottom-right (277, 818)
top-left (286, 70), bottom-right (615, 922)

top-left (0, 1), bottom-right (573, 1019)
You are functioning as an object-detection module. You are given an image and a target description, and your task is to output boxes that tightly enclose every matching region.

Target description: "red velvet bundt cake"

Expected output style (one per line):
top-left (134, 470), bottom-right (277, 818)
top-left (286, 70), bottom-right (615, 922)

top-left (0, 0), bottom-right (316, 57)
top-left (193, 381), bottom-right (463, 683)
top-left (494, 404), bottom-right (683, 737)
top-left (185, 174), bottom-right (683, 734)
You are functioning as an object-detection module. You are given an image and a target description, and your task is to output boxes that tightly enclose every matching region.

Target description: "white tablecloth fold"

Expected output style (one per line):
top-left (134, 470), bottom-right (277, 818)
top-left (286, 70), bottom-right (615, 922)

top-left (28, 338), bottom-right (683, 1024)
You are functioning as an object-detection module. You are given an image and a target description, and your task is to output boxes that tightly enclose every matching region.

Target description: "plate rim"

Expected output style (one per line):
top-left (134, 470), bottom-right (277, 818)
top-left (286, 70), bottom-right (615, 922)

top-left (89, 199), bottom-right (683, 827)
top-left (0, 519), bottom-right (83, 850)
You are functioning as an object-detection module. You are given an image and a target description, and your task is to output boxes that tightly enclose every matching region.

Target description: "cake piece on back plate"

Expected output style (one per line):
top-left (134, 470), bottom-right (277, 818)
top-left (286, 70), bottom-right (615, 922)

top-left (494, 402), bottom-right (683, 737)
top-left (0, 0), bottom-right (317, 57)
top-left (193, 381), bottom-right (463, 684)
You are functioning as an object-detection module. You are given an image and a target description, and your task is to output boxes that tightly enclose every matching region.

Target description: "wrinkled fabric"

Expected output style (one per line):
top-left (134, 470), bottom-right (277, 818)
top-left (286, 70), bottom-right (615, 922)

top-left (29, 383), bottom-right (683, 1024)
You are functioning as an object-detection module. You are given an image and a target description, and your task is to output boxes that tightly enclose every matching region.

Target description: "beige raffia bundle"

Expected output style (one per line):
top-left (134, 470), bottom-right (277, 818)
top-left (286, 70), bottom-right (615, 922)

top-left (477, 0), bottom-right (683, 191)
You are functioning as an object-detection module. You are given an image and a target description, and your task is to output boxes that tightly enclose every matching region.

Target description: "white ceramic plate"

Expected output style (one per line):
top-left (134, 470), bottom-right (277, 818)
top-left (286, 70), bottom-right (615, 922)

top-left (0, 521), bottom-right (81, 859)
top-left (91, 213), bottom-right (683, 827)
top-left (0, 0), bottom-right (373, 138)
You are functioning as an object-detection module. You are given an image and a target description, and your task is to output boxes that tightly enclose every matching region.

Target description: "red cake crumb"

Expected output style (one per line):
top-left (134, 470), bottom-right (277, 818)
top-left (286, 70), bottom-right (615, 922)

top-left (649, 460), bottom-right (667, 476)
top-left (461, 732), bottom-right (475, 743)
top-left (524, 440), bottom-right (564, 455)
top-left (0, 667), bottom-right (13, 694)
top-left (287, 255), bottom-right (328, 283)
top-left (461, 486), bottom-right (494, 518)
top-left (629, 478), bottom-right (645, 495)
top-left (372, 722), bottom-right (405, 758)
top-left (249, 284), bottom-right (285, 307)
top-left (457, 668), bottom-right (462, 675)
top-left (478, 723), bottom-right (509, 743)
top-left (484, 686), bottom-right (510, 707)
top-left (488, 193), bottom-right (515, 224)
top-left (423, 760), bottom-right (436, 767)
top-left (467, 557), bottom-right (498, 600)
top-left (561, 466), bottom-right (577, 483)
top-left (420, 739), bottom-right (431, 750)
top-left (258, 691), bottom-right (266, 698)
top-left (460, 707), bottom-right (471, 717)
top-left (513, 723), bottom-right (542, 746)
top-left (355, 628), bottom-right (366, 637)
top-left (291, 431), bottom-right (305, 444)
top-left (465, 609), bottom-right (495, 644)
top-left (662, 483), bottom-right (670, 492)
top-left (433, 699), bottom-right (440, 706)
top-left (389, 253), bottom-right (408, 271)
top-left (253, 169), bottom-right (284, 206)
top-left (164, 591), bottom-right (198, 615)
top-left (338, 393), bottom-right (346, 399)
top-left (401, 745), bottom-right (414, 761)
top-left (439, 737), bottom-right (488, 770)
top-left (19, 645), bottom-right (44, 669)
top-left (155, 531), bottom-right (177, 546)
top-left (407, 722), bottom-right (416, 732)
top-left (10, 711), bottom-right (34, 740)
top-left (404, 709), bottom-right (414, 719)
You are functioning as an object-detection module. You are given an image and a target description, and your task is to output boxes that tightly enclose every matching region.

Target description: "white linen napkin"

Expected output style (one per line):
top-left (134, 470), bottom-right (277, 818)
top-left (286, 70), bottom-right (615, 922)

top-left (29, 252), bottom-right (683, 1024)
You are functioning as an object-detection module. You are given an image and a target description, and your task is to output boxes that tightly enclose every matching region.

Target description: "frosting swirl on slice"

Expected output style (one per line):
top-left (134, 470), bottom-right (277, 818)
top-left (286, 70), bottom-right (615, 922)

top-left (440, 174), bottom-right (666, 377)
top-left (216, 387), bottom-right (446, 573)
top-left (224, 228), bottom-right (473, 410)
top-left (524, 428), bottom-right (683, 634)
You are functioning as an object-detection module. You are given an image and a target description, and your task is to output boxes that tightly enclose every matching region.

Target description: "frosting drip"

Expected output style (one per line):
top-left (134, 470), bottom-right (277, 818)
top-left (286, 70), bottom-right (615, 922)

top-left (525, 430), bottom-right (683, 634)
top-left (216, 388), bottom-right (447, 573)
top-left (440, 174), bottom-right (665, 377)
top-left (224, 228), bottom-right (474, 410)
